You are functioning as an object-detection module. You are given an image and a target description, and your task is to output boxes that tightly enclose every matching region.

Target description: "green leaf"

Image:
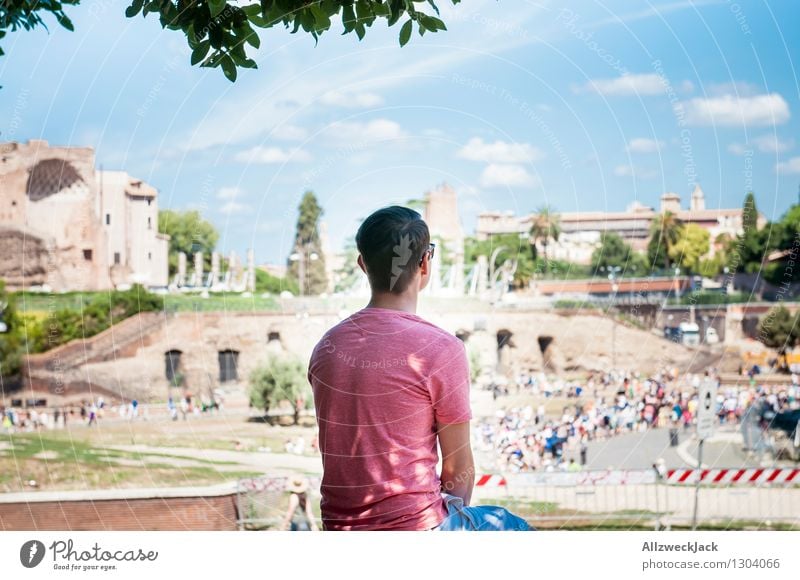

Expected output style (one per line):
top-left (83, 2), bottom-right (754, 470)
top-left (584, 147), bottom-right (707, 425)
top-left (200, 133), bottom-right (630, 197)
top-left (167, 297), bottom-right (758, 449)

top-left (143, 1), bottom-right (160, 16)
top-left (342, 4), bottom-right (356, 32)
top-left (398, 19), bottom-right (412, 47)
top-left (418, 14), bottom-right (446, 32)
top-left (243, 29), bottom-right (260, 48)
top-left (310, 5), bottom-right (331, 30)
top-left (355, 22), bottom-right (366, 40)
top-left (190, 40), bottom-right (211, 65)
top-left (220, 53), bottom-right (237, 82)
top-left (209, 0), bottom-right (227, 18)
top-left (56, 13), bottom-right (74, 32)
top-left (125, 0), bottom-right (145, 18)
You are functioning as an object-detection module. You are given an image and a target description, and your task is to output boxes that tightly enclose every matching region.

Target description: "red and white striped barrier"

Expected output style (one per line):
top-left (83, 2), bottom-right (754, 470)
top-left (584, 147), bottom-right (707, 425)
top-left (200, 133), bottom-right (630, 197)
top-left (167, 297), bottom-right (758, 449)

top-left (666, 468), bottom-right (799, 485)
top-left (475, 474), bottom-right (507, 487)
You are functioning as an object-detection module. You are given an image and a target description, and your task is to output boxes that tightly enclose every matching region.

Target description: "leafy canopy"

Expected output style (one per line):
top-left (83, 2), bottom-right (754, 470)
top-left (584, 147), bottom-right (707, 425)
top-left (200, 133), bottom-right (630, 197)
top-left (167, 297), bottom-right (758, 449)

top-left (249, 355), bottom-right (310, 422)
top-left (1, 1), bottom-right (461, 84)
top-left (757, 305), bottom-right (799, 355)
top-left (158, 209), bottom-right (219, 276)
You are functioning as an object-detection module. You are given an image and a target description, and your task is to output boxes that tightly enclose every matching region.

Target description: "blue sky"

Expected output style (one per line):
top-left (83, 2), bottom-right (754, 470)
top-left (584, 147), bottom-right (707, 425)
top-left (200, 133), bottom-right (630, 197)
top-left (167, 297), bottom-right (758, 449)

top-left (1, 0), bottom-right (799, 264)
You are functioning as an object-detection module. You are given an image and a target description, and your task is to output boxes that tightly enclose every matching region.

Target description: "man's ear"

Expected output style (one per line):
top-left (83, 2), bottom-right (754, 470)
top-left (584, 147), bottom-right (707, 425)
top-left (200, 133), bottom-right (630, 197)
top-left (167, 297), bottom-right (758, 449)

top-left (357, 254), bottom-right (367, 274)
top-left (418, 252), bottom-right (429, 277)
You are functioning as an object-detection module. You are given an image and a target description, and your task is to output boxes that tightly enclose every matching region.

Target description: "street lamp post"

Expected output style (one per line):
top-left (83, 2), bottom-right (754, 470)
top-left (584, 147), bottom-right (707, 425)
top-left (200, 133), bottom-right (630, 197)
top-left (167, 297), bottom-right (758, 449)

top-left (289, 243), bottom-right (318, 296)
top-left (602, 266), bottom-right (622, 371)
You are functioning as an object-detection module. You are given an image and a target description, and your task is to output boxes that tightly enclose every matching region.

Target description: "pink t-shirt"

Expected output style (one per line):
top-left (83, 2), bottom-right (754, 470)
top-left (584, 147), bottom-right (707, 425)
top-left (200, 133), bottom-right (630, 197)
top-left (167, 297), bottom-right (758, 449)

top-left (308, 307), bottom-right (472, 531)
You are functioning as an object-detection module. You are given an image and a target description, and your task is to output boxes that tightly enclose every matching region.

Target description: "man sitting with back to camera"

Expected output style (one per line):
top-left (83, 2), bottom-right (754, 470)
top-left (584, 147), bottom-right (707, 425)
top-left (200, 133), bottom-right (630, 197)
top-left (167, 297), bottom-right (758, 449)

top-left (308, 205), bottom-right (528, 531)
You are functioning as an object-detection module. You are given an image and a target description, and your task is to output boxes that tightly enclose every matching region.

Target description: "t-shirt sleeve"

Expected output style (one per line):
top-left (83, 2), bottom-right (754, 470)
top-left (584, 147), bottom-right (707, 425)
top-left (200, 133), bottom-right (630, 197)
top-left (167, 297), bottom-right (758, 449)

top-left (429, 338), bottom-right (472, 425)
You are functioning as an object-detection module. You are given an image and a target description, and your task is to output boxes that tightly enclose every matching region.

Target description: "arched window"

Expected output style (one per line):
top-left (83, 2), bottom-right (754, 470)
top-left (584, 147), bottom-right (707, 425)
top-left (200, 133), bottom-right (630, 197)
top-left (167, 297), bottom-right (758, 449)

top-left (165, 350), bottom-right (182, 383)
top-left (26, 159), bottom-right (86, 201)
top-left (496, 329), bottom-right (514, 349)
top-left (218, 349), bottom-right (239, 382)
top-left (455, 329), bottom-right (471, 342)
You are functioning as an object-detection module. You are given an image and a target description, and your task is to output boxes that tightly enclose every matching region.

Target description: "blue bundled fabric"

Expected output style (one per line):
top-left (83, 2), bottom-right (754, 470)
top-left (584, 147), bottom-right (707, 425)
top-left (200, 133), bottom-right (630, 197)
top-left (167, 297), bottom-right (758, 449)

top-left (435, 494), bottom-right (532, 531)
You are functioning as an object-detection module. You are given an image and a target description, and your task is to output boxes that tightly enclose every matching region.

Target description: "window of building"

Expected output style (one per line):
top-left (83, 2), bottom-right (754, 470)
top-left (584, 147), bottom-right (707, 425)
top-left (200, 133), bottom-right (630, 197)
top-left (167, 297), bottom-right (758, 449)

top-left (165, 350), bottom-right (182, 384)
top-left (267, 331), bottom-right (281, 342)
top-left (11, 200), bottom-right (16, 206)
top-left (147, 216), bottom-right (152, 229)
top-left (148, 252), bottom-right (152, 260)
top-left (114, 252), bottom-right (121, 265)
top-left (83, 249), bottom-right (93, 261)
top-left (218, 350), bottom-right (239, 382)
top-left (147, 199), bottom-right (152, 206)
top-left (105, 213), bottom-right (111, 225)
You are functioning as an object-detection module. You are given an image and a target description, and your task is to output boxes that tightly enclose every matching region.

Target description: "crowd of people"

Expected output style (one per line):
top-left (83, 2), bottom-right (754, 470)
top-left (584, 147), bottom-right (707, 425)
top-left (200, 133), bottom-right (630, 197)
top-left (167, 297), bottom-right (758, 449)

top-left (479, 368), bottom-right (800, 472)
top-left (1, 390), bottom-right (226, 433)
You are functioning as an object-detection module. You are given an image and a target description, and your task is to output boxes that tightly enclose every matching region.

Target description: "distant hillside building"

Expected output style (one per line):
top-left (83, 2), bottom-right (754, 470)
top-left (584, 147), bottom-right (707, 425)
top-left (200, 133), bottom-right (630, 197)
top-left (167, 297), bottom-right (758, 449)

top-left (0, 140), bottom-right (169, 290)
top-left (423, 183), bottom-right (465, 294)
top-left (476, 186), bottom-right (765, 265)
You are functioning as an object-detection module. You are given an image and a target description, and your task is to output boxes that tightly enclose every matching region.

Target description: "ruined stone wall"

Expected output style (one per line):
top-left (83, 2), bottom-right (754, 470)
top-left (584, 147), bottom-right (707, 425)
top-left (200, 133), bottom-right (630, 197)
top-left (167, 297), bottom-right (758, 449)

top-left (0, 226), bottom-right (48, 287)
top-left (0, 140), bottom-right (168, 290)
top-left (0, 140), bottom-right (111, 290)
top-left (23, 307), bottom-right (713, 406)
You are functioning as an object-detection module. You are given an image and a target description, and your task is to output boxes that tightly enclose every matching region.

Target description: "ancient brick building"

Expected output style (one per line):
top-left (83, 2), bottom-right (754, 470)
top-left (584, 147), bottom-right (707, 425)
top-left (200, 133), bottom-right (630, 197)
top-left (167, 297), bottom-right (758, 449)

top-left (0, 140), bottom-right (169, 290)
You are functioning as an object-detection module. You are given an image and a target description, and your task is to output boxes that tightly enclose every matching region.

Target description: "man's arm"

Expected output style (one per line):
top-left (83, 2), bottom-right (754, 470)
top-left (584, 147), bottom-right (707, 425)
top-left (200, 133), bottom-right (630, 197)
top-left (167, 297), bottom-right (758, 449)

top-left (437, 421), bottom-right (475, 506)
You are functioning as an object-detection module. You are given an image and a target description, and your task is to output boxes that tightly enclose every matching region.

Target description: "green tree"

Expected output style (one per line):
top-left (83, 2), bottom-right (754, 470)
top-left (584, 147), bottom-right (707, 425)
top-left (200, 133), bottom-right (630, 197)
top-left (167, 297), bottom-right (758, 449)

top-left (669, 223), bottom-right (710, 273)
top-left (757, 305), bottom-right (798, 358)
top-left (255, 268), bottom-right (299, 295)
top-left (0, 280), bottom-right (24, 377)
top-left (763, 205), bottom-right (800, 285)
top-left (158, 209), bottom-right (219, 277)
top-left (591, 232), bottom-right (638, 273)
top-left (465, 233), bottom-right (535, 288)
top-left (287, 191), bottom-right (328, 295)
top-left (647, 211), bottom-right (682, 271)
top-left (742, 191), bottom-right (758, 235)
top-left (529, 206), bottom-right (561, 273)
top-left (2, 1), bottom-right (460, 85)
top-left (333, 238), bottom-right (362, 294)
top-left (249, 355), bottom-right (310, 424)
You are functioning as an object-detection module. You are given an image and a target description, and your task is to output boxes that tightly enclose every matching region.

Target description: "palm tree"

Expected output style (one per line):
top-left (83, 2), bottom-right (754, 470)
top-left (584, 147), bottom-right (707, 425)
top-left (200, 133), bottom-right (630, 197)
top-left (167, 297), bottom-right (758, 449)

top-left (529, 205), bottom-right (561, 273)
top-left (647, 211), bottom-right (682, 271)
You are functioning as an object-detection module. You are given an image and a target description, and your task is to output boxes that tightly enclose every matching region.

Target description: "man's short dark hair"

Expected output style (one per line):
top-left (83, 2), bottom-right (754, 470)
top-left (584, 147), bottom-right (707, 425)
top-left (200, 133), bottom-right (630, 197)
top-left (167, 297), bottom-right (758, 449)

top-left (356, 206), bottom-right (430, 294)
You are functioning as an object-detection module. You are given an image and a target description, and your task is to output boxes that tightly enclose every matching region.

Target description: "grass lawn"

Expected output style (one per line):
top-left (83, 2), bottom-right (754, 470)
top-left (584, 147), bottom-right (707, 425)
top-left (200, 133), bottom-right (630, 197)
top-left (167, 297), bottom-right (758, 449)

top-left (0, 425), bottom-right (288, 493)
top-left (15, 291), bottom-right (280, 316)
top-left (0, 412), bottom-right (321, 491)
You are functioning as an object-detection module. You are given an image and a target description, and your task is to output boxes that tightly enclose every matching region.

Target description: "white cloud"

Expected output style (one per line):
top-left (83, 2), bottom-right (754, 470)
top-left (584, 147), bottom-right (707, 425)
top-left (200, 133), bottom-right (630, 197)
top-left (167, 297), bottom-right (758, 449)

top-left (320, 90), bottom-right (384, 108)
top-left (215, 187), bottom-right (247, 213)
top-left (457, 137), bottom-right (543, 163)
top-left (776, 157), bottom-right (800, 174)
top-left (614, 164), bottom-right (657, 179)
top-left (234, 146), bottom-right (311, 164)
top-left (479, 163), bottom-right (537, 188)
top-left (614, 164), bottom-right (634, 177)
top-left (729, 135), bottom-right (794, 156)
top-left (582, 73), bottom-right (666, 96)
top-left (753, 134), bottom-right (794, 154)
top-left (626, 138), bottom-right (663, 154)
top-left (707, 81), bottom-right (762, 97)
top-left (727, 142), bottom-right (751, 156)
top-left (219, 201), bottom-right (248, 214)
top-left (216, 186), bottom-right (241, 200)
top-left (271, 124), bottom-right (308, 141)
top-left (327, 119), bottom-right (406, 142)
top-left (684, 93), bottom-right (790, 127)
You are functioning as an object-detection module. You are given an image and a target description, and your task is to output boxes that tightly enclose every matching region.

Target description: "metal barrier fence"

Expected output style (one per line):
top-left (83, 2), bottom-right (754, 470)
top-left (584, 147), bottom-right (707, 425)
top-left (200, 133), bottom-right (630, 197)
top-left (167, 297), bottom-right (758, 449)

top-left (237, 469), bottom-right (799, 530)
top-left (476, 468), bottom-right (800, 529)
